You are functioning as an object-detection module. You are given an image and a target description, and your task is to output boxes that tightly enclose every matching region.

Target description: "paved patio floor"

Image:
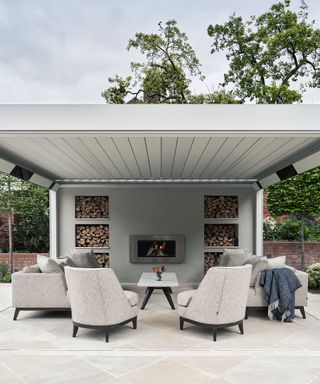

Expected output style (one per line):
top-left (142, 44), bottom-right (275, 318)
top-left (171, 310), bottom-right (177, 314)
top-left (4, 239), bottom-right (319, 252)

top-left (1, 283), bottom-right (320, 383)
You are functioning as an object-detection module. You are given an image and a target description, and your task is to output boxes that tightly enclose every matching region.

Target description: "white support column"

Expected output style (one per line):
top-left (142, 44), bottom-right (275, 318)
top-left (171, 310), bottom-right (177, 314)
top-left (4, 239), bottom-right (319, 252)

top-left (49, 190), bottom-right (58, 259)
top-left (255, 189), bottom-right (264, 256)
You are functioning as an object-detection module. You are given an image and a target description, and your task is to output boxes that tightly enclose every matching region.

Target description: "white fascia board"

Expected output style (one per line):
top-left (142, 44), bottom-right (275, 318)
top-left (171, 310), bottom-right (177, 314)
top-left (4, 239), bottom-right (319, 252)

top-left (0, 105), bottom-right (320, 136)
top-left (259, 173), bottom-right (281, 189)
top-left (294, 151), bottom-right (320, 174)
top-left (0, 158), bottom-right (15, 174)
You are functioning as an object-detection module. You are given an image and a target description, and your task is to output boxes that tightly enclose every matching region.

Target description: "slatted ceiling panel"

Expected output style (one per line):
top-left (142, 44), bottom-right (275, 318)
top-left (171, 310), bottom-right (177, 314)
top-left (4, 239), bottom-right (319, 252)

top-left (181, 137), bottom-right (211, 179)
top-left (190, 137), bottom-right (227, 178)
top-left (145, 137), bottom-right (161, 178)
top-left (78, 137), bottom-right (122, 178)
top-left (253, 137), bottom-right (320, 179)
top-left (31, 138), bottom-right (92, 178)
top-left (50, 137), bottom-right (107, 179)
top-left (161, 137), bottom-right (177, 178)
top-left (112, 137), bottom-right (142, 178)
top-left (223, 137), bottom-right (276, 178)
top-left (244, 137), bottom-right (312, 178)
top-left (214, 137), bottom-right (260, 178)
top-left (128, 137), bottom-right (151, 178)
top-left (200, 137), bottom-right (243, 178)
top-left (171, 137), bottom-right (194, 178)
top-left (0, 139), bottom-right (66, 179)
top-left (97, 137), bottom-right (132, 178)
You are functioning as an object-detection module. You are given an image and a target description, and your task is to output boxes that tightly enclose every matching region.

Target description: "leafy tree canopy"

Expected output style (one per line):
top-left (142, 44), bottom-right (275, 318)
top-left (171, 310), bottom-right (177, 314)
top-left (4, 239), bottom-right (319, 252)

top-left (208, 0), bottom-right (320, 103)
top-left (102, 20), bottom-right (239, 104)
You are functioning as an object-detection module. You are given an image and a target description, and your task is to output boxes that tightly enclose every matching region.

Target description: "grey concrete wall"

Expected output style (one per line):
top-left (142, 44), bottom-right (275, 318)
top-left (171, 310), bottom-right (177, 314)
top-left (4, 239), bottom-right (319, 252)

top-left (57, 184), bottom-right (256, 283)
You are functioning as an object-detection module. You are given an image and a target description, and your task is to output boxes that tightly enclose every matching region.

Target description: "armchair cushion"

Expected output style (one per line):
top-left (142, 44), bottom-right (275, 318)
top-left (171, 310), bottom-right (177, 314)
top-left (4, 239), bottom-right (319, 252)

top-left (177, 290), bottom-right (196, 307)
top-left (124, 290), bottom-right (139, 307)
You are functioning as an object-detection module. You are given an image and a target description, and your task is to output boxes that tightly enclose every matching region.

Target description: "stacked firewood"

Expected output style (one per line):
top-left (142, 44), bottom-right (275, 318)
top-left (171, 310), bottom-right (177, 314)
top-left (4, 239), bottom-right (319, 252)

top-left (95, 253), bottom-right (110, 268)
top-left (75, 196), bottom-right (109, 218)
top-left (204, 224), bottom-right (237, 247)
top-left (75, 225), bottom-right (109, 247)
top-left (204, 252), bottom-right (222, 274)
top-left (204, 195), bottom-right (238, 218)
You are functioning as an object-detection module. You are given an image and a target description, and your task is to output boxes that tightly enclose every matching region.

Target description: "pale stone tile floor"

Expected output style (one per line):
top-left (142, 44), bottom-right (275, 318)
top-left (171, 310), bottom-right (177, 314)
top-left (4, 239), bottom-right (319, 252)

top-left (0, 284), bottom-right (320, 383)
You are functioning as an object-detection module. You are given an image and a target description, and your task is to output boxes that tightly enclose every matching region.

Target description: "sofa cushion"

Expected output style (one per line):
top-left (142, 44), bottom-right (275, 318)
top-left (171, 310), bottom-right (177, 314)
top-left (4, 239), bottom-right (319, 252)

top-left (249, 257), bottom-right (268, 287)
top-left (177, 289), bottom-right (197, 307)
top-left (123, 290), bottom-right (139, 307)
top-left (267, 256), bottom-right (286, 268)
top-left (244, 255), bottom-right (264, 286)
top-left (56, 257), bottom-right (76, 270)
top-left (37, 255), bottom-right (63, 274)
top-left (219, 249), bottom-right (252, 267)
top-left (22, 264), bottom-right (41, 273)
top-left (67, 250), bottom-right (99, 268)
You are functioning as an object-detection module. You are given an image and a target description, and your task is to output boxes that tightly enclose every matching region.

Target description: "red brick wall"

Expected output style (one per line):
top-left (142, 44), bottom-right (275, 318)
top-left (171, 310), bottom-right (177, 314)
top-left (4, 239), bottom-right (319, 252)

top-left (263, 241), bottom-right (320, 270)
top-left (0, 253), bottom-right (49, 272)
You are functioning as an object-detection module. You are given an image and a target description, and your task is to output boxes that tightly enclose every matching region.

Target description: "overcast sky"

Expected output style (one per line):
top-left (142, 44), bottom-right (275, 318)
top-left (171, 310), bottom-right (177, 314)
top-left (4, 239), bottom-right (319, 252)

top-left (0, 0), bottom-right (319, 104)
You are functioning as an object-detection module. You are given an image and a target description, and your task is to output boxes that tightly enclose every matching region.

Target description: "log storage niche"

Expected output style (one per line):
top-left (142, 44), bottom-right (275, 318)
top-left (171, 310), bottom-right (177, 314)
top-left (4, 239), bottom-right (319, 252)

top-left (95, 253), bottom-right (110, 268)
top-left (204, 224), bottom-right (238, 247)
top-left (204, 195), bottom-right (238, 218)
top-left (204, 252), bottom-right (223, 274)
top-left (75, 225), bottom-right (109, 248)
top-left (75, 196), bottom-right (109, 219)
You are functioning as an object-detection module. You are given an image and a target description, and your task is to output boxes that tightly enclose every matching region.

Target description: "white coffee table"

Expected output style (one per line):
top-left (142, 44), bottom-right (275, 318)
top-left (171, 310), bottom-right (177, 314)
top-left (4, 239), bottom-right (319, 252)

top-left (137, 272), bottom-right (179, 310)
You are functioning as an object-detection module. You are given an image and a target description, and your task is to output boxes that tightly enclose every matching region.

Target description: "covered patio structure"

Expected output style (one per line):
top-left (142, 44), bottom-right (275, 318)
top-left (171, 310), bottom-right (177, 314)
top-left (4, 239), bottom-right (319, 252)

top-left (1, 104), bottom-right (320, 383)
top-left (0, 104), bottom-right (319, 282)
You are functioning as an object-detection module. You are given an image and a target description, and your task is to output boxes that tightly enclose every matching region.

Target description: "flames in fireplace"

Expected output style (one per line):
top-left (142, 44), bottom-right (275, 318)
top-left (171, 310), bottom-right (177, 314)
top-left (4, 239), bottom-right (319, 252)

top-left (146, 241), bottom-right (167, 256)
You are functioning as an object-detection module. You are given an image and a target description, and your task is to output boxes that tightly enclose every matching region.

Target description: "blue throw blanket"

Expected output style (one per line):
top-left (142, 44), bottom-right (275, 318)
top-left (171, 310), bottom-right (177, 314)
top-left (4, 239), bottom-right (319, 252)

top-left (260, 268), bottom-right (302, 322)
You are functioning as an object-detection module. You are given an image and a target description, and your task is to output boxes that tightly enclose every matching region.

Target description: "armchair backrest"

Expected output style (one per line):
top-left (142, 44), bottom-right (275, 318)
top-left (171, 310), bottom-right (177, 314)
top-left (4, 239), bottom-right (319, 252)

top-left (184, 265), bottom-right (252, 325)
top-left (65, 267), bottom-right (136, 326)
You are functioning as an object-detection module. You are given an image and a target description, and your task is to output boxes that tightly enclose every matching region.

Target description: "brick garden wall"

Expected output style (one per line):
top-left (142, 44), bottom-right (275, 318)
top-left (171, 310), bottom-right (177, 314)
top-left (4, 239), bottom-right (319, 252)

top-left (0, 253), bottom-right (49, 272)
top-left (264, 241), bottom-right (320, 270)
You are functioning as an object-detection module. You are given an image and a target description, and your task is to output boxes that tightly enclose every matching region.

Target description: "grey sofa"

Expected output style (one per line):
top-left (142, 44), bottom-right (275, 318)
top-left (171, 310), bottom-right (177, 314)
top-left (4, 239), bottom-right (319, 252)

top-left (219, 249), bottom-right (308, 319)
top-left (12, 270), bottom-right (70, 320)
top-left (246, 268), bottom-right (308, 319)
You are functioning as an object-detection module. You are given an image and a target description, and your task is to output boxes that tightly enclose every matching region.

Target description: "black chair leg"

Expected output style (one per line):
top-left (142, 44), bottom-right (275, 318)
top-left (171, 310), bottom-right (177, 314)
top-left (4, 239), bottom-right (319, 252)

top-left (299, 307), bottom-right (306, 319)
top-left (245, 308), bottom-right (249, 320)
top-left (105, 332), bottom-right (109, 343)
top-left (180, 317), bottom-right (184, 330)
top-left (72, 325), bottom-right (78, 338)
top-left (132, 317), bottom-right (137, 329)
top-left (13, 308), bottom-right (20, 321)
top-left (212, 327), bottom-right (217, 342)
top-left (239, 321), bottom-right (244, 335)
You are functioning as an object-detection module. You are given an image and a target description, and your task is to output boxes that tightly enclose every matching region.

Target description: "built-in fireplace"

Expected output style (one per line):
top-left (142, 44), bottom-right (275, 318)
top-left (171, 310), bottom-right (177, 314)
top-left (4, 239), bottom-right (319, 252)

top-left (130, 235), bottom-right (185, 263)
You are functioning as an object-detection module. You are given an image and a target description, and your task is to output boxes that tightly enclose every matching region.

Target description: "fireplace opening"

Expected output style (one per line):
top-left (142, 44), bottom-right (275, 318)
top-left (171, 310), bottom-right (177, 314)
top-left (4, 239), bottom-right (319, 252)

top-left (130, 235), bottom-right (184, 263)
top-left (138, 240), bottom-right (176, 258)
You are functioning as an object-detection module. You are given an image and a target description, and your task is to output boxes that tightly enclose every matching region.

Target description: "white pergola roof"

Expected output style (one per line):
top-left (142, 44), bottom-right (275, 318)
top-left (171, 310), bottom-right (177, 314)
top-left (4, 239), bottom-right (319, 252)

top-left (0, 105), bottom-right (319, 187)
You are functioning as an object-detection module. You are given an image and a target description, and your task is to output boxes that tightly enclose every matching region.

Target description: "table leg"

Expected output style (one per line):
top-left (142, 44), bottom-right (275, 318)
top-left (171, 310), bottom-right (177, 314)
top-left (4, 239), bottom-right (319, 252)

top-left (141, 287), bottom-right (154, 310)
top-left (162, 287), bottom-right (175, 310)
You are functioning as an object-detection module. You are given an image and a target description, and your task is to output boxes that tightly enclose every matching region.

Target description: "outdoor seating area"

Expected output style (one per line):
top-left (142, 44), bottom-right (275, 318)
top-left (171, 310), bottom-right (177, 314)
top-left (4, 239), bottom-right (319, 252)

top-left (0, 105), bottom-right (320, 382)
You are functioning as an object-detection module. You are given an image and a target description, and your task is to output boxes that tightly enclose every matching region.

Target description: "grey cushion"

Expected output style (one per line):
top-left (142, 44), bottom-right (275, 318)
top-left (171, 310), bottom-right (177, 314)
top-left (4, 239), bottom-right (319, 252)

top-left (67, 250), bottom-right (99, 268)
top-left (22, 264), bottom-right (41, 273)
top-left (245, 255), bottom-right (266, 286)
top-left (56, 257), bottom-right (76, 270)
top-left (37, 255), bottom-right (63, 274)
top-left (220, 249), bottom-right (252, 267)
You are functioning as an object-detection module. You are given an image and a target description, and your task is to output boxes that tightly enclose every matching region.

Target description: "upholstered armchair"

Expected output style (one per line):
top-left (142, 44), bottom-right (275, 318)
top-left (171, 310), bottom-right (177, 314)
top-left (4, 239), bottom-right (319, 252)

top-left (65, 267), bottom-right (138, 342)
top-left (177, 265), bottom-right (252, 341)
